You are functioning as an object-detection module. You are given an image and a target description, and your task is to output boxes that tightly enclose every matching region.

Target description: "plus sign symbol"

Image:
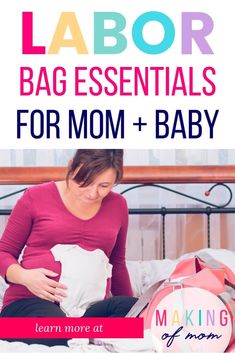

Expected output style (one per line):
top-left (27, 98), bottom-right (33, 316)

top-left (133, 117), bottom-right (147, 131)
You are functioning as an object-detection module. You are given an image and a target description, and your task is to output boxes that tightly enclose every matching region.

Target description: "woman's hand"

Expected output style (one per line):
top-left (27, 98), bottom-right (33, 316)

top-left (20, 268), bottom-right (67, 303)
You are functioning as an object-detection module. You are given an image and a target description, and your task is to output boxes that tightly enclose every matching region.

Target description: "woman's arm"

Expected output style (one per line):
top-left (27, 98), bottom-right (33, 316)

top-left (0, 189), bottom-right (67, 302)
top-left (0, 189), bottom-right (33, 278)
top-left (109, 197), bottom-right (133, 296)
top-left (6, 264), bottom-right (66, 302)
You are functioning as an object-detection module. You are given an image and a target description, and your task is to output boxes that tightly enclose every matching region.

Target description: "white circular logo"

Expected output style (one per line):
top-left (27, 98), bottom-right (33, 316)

top-left (150, 287), bottom-right (232, 353)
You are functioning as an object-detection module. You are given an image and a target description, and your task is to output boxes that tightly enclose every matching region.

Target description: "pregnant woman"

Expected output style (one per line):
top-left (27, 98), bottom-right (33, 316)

top-left (0, 149), bottom-right (137, 346)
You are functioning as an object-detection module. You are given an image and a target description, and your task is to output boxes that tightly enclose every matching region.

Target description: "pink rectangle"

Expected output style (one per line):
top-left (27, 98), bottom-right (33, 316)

top-left (0, 317), bottom-right (144, 339)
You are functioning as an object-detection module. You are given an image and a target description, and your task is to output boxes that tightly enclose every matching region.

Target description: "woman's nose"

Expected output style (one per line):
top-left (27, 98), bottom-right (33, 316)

top-left (87, 186), bottom-right (98, 198)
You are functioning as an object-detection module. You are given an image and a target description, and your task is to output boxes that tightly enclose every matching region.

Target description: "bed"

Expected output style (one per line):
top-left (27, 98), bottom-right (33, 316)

top-left (0, 165), bottom-right (235, 353)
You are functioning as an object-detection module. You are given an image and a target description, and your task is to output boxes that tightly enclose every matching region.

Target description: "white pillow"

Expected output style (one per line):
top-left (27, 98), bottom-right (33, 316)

top-left (127, 258), bottom-right (177, 297)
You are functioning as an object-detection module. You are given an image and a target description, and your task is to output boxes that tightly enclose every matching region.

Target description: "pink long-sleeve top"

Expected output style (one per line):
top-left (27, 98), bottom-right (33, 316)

top-left (0, 182), bottom-right (133, 310)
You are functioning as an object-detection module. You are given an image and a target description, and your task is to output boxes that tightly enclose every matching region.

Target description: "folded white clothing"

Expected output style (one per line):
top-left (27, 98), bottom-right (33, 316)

top-left (51, 244), bottom-right (112, 317)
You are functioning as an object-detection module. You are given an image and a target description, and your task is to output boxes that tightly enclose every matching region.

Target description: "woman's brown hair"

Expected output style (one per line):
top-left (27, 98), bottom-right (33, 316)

top-left (66, 149), bottom-right (124, 186)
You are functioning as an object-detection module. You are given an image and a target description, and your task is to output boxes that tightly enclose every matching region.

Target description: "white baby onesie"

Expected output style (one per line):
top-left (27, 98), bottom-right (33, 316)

top-left (51, 244), bottom-right (112, 317)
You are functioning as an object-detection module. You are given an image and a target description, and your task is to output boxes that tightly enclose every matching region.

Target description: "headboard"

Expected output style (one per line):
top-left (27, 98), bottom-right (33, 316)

top-left (0, 165), bottom-right (235, 184)
top-left (1, 165), bottom-right (235, 259)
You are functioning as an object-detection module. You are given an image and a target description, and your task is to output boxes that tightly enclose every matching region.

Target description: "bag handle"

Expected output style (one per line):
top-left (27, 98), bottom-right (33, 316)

top-left (126, 279), bottom-right (165, 317)
top-left (198, 252), bottom-right (235, 289)
top-left (196, 252), bottom-right (224, 269)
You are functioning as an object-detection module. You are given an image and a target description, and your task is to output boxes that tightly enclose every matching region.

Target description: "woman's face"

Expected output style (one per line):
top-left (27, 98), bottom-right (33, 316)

top-left (69, 168), bottom-right (117, 203)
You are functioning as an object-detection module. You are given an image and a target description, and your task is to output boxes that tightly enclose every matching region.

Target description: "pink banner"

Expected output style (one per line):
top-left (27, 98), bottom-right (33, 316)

top-left (0, 317), bottom-right (143, 339)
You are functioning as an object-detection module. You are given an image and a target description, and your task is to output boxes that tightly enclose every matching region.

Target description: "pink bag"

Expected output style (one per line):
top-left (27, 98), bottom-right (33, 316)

top-left (127, 253), bottom-right (235, 352)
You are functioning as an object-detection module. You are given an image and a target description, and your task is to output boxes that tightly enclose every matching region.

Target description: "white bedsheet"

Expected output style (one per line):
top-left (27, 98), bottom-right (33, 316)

top-left (0, 248), bottom-right (234, 353)
top-left (0, 340), bottom-right (109, 353)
